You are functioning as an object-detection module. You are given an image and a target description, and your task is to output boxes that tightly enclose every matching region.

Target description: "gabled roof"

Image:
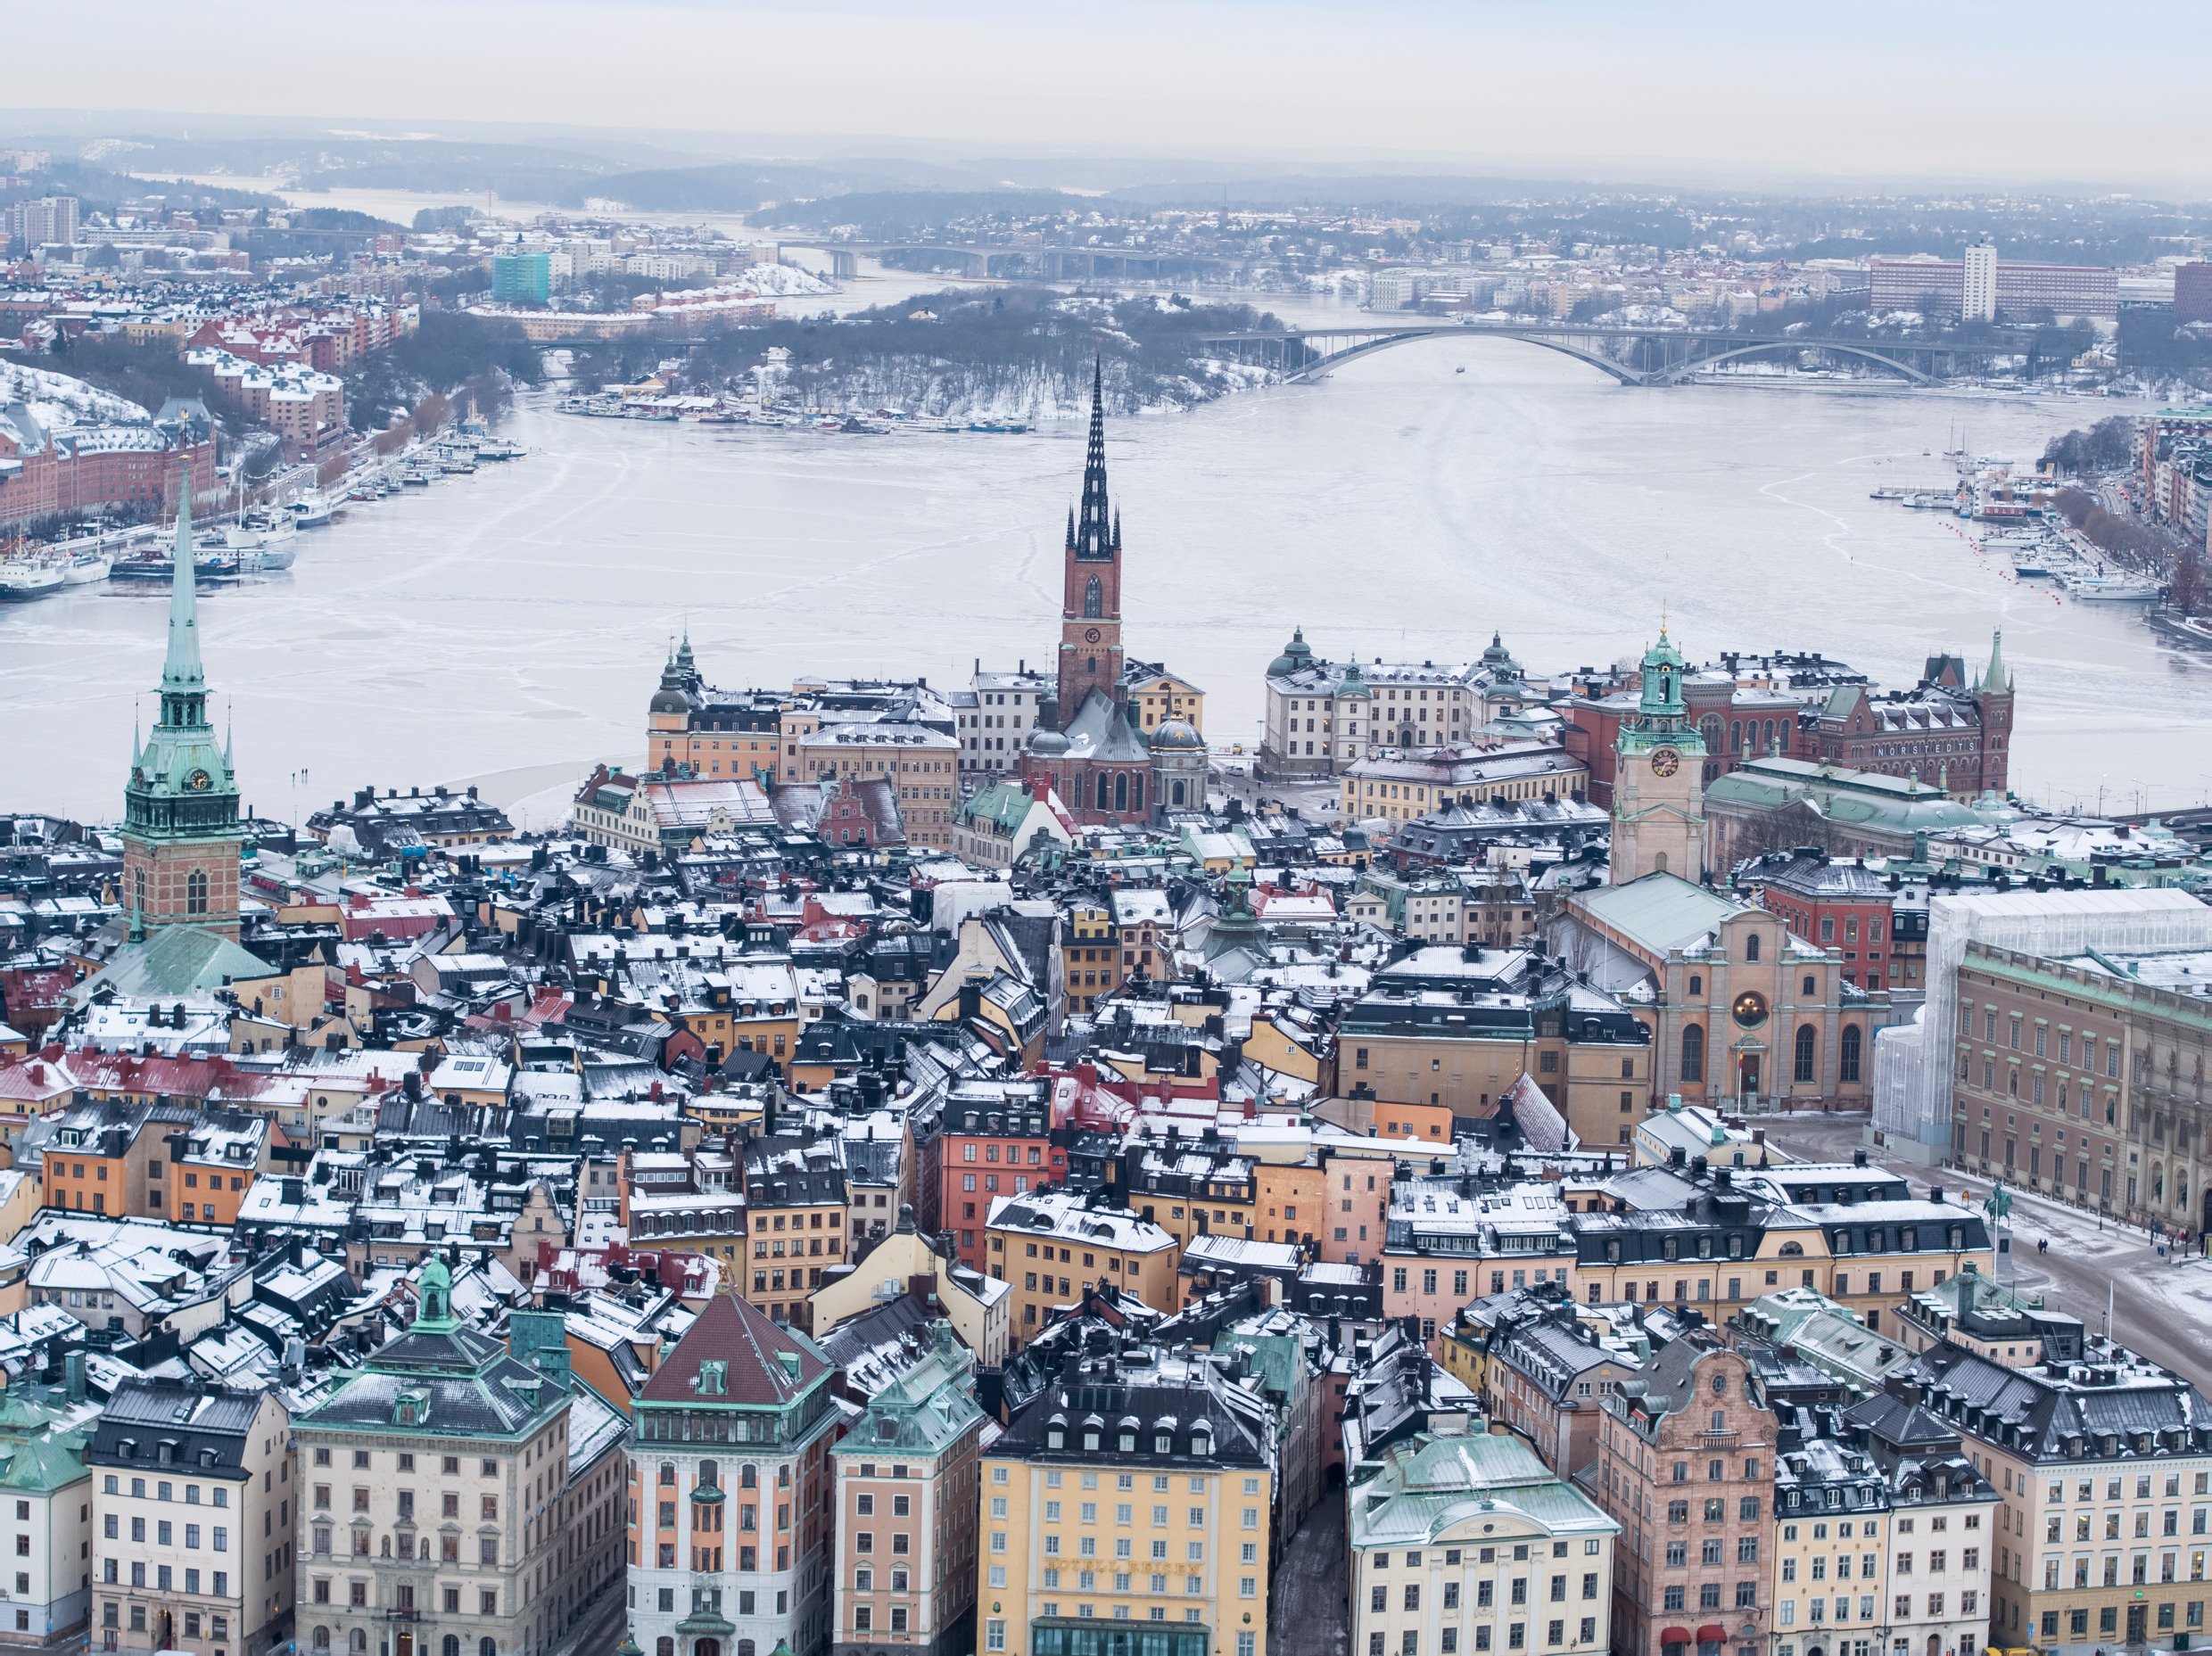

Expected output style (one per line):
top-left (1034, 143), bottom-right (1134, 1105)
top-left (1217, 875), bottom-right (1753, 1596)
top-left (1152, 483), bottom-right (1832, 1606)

top-left (1060, 688), bottom-right (1153, 763)
top-left (640, 1291), bottom-right (832, 1407)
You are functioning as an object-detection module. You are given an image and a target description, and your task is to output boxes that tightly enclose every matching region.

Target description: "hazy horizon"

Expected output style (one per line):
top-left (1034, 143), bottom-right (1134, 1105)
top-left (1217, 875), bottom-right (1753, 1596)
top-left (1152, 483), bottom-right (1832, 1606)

top-left (4, 0), bottom-right (2208, 198)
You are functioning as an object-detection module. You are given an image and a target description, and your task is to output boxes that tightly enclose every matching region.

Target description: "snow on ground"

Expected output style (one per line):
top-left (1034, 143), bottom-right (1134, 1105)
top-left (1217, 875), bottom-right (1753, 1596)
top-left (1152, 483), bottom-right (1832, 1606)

top-left (1595, 303), bottom-right (1688, 328)
top-left (0, 362), bottom-right (153, 429)
top-left (733, 262), bottom-right (832, 297)
top-left (1920, 1161), bottom-right (2212, 1332)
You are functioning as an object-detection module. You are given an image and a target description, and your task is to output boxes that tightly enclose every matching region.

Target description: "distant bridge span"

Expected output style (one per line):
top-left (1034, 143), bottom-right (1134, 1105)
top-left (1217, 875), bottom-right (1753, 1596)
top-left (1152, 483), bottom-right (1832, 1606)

top-left (1193, 323), bottom-right (1978, 387)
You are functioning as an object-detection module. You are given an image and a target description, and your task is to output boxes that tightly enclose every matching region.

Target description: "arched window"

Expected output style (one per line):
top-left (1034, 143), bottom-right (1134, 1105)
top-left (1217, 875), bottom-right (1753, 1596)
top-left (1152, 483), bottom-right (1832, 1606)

top-left (655, 1643), bottom-right (673, 1656)
top-left (1778, 1241), bottom-right (1804, 1257)
top-left (660, 1463), bottom-right (676, 1487)
top-left (186, 868), bottom-right (208, 916)
top-left (739, 1644), bottom-right (756, 1656)
top-left (1699, 715), bottom-right (1721, 752)
top-left (1094, 772), bottom-right (1108, 812)
top-left (1745, 932), bottom-right (1760, 962)
top-left (1803, 975), bottom-right (1817, 996)
top-left (444, 1638), bottom-right (461, 1656)
top-left (1171, 780), bottom-right (1185, 806)
top-left (740, 1463), bottom-right (757, 1488)
top-left (1839, 1025), bottom-right (1863, 1083)
top-left (312, 1630), bottom-right (330, 1652)
top-left (698, 1642), bottom-right (722, 1656)
top-left (1795, 1026), bottom-right (1817, 1083)
top-left (1729, 721), bottom-right (1742, 754)
top-left (1130, 774), bottom-right (1143, 812)
top-left (699, 1461), bottom-right (718, 1488)
top-left (1114, 772), bottom-right (1127, 813)
top-left (1688, 974), bottom-right (1702, 998)
top-left (1680, 1024), bottom-right (1705, 1083)
top-left (1084, 575), bottom-right (1102, 620)
top-left (350, 1635), bottom-right (367, 1655)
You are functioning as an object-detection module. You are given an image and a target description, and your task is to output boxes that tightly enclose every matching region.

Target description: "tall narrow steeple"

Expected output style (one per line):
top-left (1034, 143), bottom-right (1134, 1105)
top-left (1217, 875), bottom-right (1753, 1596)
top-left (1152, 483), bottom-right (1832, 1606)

top-left (121, 457), bottom-right (243, 941)
top-left (161, 466), bottom-right (206, 726)
top-left (1072, 355), bottom-right (1112, 560)
top-left (1981, 628), bottom-right (2009, 692)
top-left (1055, 352), bottom-right (1127, 737)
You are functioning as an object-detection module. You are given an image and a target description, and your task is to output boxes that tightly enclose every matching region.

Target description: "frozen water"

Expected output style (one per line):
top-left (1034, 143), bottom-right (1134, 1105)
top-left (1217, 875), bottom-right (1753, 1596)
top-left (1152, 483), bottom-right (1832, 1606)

top-left (3, 343), bottom-right (2205, 829)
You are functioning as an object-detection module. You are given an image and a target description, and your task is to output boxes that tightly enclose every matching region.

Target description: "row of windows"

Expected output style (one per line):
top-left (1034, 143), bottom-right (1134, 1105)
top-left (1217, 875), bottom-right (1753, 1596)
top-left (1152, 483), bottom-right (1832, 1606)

top-left (1366, 1622), bottom-right (1596, 1654)
top-left (1369, 1574), bottom-right (1600, 1611)
top-left (103, 1517), bottom-right (227, 1547)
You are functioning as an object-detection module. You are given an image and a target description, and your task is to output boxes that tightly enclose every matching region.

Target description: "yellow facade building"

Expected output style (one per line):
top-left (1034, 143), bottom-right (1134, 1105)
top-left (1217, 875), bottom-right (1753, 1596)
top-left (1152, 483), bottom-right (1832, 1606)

top-left (980, 1347), bottom-right (1273, 1656)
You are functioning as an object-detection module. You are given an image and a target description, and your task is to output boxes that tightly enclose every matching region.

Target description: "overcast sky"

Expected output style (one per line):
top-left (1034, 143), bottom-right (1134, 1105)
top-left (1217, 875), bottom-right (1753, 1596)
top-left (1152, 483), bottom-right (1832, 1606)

top-left (9, 0), bottom-right (2208, 191)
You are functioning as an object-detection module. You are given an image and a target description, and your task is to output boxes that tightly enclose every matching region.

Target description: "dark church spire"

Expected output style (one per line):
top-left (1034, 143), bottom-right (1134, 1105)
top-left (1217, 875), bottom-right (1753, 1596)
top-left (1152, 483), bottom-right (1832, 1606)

top-left (1073, 354), bottom-right (1112, 560)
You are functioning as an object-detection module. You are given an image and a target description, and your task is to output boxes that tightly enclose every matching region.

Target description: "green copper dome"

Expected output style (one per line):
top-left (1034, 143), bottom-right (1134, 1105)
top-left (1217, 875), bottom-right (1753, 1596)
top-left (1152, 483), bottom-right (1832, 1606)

top-left (1267, 627), bottom-right (1315, 679)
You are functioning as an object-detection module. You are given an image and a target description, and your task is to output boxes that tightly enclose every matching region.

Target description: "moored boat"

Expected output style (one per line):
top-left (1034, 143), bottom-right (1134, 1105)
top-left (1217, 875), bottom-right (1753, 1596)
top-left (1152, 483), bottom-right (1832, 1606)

top-left (61, 550), bottom-right (111, 585)
top-left (0, 558), bottom-right (64, 601)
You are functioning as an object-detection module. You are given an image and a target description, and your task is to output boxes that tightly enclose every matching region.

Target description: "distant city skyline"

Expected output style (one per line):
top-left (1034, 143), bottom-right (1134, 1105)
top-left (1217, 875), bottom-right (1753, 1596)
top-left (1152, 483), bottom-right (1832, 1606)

top-left (4, 0), bottom-right (2207, 194)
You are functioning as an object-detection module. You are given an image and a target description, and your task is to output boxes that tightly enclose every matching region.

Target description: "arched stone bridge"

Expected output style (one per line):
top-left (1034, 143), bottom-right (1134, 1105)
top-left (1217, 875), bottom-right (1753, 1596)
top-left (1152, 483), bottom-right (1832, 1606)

top-left (1194, 323), bottom-right (2010, 386)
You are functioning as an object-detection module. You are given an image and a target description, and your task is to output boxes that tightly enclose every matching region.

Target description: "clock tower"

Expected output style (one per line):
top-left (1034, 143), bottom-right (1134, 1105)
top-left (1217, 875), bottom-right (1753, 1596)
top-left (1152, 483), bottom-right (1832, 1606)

top-left (121, 474), bottom-right (243, 939)
top-left (1610, 628), bottom-right (1706, 885)
top-left (1056, 357), bottom-right (1124, 729)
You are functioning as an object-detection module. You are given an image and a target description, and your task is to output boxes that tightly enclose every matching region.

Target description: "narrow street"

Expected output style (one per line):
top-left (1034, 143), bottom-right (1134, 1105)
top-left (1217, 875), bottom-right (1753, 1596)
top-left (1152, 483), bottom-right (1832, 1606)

top-left (1268, 1490), bottom-right (1349, 1656)
top-left (1756, 1114), bottom-right (2212, 1378)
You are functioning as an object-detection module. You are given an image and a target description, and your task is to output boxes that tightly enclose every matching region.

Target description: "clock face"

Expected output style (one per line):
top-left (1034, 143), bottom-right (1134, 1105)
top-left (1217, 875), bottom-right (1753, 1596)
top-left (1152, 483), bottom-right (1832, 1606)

top-left (185, 769), bottom-right (211, 791)
top-left (1084, 627), bottom-right (1102, 644)
top-left (1731, 990), bottom-right (1770, 1030)
top-left (1649, 746), bottom-right (1680, 778)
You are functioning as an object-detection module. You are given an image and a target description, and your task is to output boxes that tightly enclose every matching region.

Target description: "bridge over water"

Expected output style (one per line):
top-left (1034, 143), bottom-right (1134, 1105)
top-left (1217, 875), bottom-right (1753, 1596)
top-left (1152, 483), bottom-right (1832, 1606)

top-left (1194, 322), bottom-right (2020, 387)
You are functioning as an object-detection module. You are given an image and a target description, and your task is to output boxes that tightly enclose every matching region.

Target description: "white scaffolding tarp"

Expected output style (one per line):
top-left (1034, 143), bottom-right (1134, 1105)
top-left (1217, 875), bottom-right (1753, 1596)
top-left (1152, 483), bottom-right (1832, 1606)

top-left (1871, 887), bottom-right (2212, 1149)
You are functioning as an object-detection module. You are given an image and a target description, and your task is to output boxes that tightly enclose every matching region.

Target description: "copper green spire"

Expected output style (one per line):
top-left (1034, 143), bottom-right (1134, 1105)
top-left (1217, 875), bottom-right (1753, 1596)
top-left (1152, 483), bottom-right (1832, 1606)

top-left (1981, 628), bottom-right (2008, 692)
top-left (163, 464), bottom-right (205, 702)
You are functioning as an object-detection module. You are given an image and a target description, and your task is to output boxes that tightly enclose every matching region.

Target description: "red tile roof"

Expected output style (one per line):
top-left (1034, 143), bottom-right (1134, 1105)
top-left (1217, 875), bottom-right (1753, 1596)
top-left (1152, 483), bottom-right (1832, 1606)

top-left (640, 1292), bottom-right (830, 1407)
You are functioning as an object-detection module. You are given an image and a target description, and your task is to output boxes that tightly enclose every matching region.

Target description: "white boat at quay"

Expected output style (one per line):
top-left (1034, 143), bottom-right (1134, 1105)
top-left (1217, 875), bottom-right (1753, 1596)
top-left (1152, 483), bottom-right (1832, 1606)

top-left (61, 549), bottom-right (111, 585)
top-left (0, 557), bottom-right (65, 601)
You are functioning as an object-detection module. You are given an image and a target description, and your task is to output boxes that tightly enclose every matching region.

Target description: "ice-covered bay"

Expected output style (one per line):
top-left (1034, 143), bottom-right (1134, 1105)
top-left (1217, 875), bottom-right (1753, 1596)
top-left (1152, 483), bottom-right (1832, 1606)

top-left (4, 343), bottom-right (2207, 828)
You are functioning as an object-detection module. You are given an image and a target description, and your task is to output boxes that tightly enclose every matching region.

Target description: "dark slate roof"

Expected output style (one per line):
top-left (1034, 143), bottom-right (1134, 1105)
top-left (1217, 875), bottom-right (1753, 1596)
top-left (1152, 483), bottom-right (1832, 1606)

top-left (300, 1309), bottom-right (567, 1438)
top-left (1845, 1388), bottom-right (1956, 1451)
top-left (742, 1134), bottom-right (848, 1207)
top-left (87, 1377), bottom-right (267, 1475)
top-left (640, 1291), bottom-right (832, 1407)
top-left (996, 1362), bottom-right (1267, 1471)
top-left (1905, 1343), bottom-right (2210, 1458)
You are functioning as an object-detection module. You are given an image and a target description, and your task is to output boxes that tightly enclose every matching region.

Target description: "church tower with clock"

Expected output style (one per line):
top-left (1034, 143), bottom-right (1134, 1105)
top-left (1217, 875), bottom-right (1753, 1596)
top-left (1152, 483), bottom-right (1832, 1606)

top-left (121, 475), bottom-right (243, 939)
top-left (1055, 358), bottom-right (1124, 729)
top-left (1610, 628), bottom-right (1707, 885)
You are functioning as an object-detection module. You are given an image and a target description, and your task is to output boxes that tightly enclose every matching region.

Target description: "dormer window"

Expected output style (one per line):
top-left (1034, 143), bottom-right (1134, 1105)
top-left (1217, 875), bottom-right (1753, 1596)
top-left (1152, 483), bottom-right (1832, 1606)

top-left (697, 1362), bottom-right (727, 1397)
